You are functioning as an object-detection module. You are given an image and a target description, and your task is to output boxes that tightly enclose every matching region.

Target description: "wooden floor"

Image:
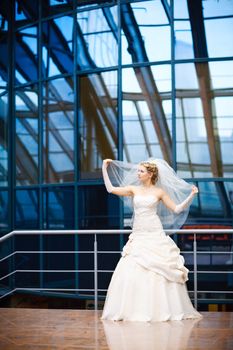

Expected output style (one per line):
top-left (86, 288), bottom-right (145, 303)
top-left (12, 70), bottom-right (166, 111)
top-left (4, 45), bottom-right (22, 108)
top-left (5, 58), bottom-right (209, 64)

top-left (0, 309), bottom-right (232, 349)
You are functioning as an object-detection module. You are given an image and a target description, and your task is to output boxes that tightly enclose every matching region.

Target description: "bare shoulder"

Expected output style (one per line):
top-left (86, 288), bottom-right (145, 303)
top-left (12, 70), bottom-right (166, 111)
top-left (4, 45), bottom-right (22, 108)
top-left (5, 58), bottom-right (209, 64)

top-left (154, 187), bottom-right (166, 199)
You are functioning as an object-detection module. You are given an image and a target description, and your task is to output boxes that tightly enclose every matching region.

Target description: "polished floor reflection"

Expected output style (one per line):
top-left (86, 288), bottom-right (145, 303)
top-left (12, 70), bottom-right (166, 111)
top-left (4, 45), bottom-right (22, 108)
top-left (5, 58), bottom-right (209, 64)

top-left (0, 309), bottom-right (232, 349)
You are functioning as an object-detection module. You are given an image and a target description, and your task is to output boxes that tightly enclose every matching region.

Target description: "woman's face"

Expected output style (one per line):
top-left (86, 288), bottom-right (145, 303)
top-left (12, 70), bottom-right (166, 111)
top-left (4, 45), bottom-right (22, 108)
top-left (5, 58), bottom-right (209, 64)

top-left (137, 165), bottom-right (151, 184)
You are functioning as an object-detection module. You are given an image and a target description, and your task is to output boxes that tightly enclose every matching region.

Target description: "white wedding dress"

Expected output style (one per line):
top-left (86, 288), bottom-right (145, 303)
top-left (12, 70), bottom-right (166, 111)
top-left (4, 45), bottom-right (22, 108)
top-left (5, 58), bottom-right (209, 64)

top-left (101, 194), bottom-right (202, 322)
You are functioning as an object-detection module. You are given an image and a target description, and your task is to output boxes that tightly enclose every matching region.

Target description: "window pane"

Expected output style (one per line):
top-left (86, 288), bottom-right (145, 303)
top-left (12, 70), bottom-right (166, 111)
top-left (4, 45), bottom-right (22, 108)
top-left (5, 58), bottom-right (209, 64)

top-left (122, 1), bottom-right (170, 64)
top-left (15, 189), bottom-right (39, 229)
top-left (15, 0), bottom-right (39, 26)
top-left (77, 5), bottom-right (118, 69)
top-left (15, 26), bottom-right (38, 84)
top-left (174, 0), bottom-right (189, 19)
top-left (43, 77), bottom-right (74, 183)
top-left (42, 17), bottom-right (74, 78)
top-left (209, 61), bottom-right (233, 89)
top-left (175, 21), bottom-right (194, 60)
top-left (190, 181), bottom-right (233, 225)
top-left (43, 187), bottom-right (74, 229)
top-left (78, 186), bottom-right (120, 229)
top-left (0, 14), bottom-right (8, 89)
top-left (122, 66), bottom-right (171, 163)
top-left (203, 0), bottom-right (233, 17)
top-left (205, 18), bottom-right (233, 58)
top-left (0, 94), bottom-right (8, 186)
top-left (42, 1), bottom-right (73, 18)
top-left (15, 86), bottom-right (39, 185)
top-left (0, 190), bottom-right (9, 234)
top-left (175, 63), bottom-right (232, 178)
top-left (79, 71), bottom-right (118, 180)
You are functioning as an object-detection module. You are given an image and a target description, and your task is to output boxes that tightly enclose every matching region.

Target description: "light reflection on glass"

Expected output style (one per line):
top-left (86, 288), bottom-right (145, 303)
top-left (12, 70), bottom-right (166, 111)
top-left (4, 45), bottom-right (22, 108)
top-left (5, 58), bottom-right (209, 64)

top-left (43, 77), bottom-right (74, 183)
top-left (15, 87), bottom-right (39, 185)
top-left (122, 66), bottom-right (171, 163)
top-left (205, 18), bottom-right (233, 58)
top-left (79, 71), bottom-right (118, 179)
top-left (77, 6), bottom-right (118, 69)
top-left (42, 19), bottom-right (74, 77)
top-left (15, 26), bottom-right (38, 83)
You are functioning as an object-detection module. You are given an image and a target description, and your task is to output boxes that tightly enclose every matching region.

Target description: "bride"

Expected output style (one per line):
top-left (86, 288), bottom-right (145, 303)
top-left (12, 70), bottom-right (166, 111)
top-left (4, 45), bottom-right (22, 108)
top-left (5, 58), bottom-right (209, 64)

top-left (101, 158), bottom-right (202, 322)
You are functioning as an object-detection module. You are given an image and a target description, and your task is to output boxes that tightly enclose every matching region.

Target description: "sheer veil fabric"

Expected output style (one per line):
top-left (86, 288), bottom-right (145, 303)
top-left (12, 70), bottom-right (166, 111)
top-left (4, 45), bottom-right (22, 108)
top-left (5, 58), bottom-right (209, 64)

top-left (107, 158), bottom-right (193, 231)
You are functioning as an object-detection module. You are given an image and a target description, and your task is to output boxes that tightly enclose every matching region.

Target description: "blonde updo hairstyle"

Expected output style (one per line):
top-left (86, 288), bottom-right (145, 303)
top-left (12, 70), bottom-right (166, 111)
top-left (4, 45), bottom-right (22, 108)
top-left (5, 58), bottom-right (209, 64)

top-left (140, 161), bottom-right (159, 185)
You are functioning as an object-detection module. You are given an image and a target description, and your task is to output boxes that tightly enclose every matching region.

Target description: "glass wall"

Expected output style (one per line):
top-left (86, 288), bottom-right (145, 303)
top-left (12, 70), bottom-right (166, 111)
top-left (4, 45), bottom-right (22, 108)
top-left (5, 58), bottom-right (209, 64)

top-left (0, 0), bottom-right (232, 307)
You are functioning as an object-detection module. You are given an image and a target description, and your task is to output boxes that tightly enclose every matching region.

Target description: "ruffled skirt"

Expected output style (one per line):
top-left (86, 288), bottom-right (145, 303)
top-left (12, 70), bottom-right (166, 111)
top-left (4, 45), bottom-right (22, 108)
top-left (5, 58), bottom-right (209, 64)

top-left (101, 231), bottom-right (202, 322)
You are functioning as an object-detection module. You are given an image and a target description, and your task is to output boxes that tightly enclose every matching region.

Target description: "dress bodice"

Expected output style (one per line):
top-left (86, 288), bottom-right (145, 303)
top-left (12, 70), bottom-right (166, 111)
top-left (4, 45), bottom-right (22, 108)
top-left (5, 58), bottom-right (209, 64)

top-left (133, 194), bottom-right (159, 216)
top-left (132, 195), bottom-right (163, 233)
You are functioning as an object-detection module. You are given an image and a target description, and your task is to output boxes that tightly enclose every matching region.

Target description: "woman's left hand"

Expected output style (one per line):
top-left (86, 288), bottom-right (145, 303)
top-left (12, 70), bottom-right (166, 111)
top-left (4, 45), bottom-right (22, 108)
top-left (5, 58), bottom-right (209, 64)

top-left (191, 185), bottom-right (198, 195)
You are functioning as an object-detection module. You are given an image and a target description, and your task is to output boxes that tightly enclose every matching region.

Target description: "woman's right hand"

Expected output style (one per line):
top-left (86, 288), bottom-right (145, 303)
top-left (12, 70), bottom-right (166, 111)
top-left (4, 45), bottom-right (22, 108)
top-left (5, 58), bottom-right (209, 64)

top-left (103, 159), bottom-right (113, 167)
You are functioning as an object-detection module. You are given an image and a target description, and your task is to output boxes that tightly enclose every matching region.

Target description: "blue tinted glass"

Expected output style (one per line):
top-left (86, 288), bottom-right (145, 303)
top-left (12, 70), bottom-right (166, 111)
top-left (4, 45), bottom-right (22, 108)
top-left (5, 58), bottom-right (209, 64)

top-left (42, 18), bottom-right (74, 78)
top-left (43, 187), bottom-right (74, 229)
top-left (0, 94), bottom-right (8, 186)
top-left (122, 1), bottom-right (170, 64)
top-left (78, 186), bottom-right (120, 230)
top-left (42, 1), bottom-right (73, 17)
top-left (15, 0), bottom-right (39, 24)
top-left (15, 86), bottom-right (39, 185)
top-left (43, 78), bottom-right (74, 183)
top-left (15, 190), bottom-right (39, 229)
top-left (77, 6), bottom-right (118, 69)
top-left (191, 181), bottom-right (233, 224)
top-left (203, 0), bottom-right (233, 17)
top-left (15, 26), bottom-right (38, 84)
top-left (205, 18), bottom-right (233, 58)
top-left (0, 190), bottom-right (9, 234)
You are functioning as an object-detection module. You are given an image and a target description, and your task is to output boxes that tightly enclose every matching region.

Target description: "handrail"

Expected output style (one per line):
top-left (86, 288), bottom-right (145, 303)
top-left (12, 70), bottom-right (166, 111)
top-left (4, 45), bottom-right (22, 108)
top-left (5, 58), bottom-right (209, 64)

top-left (0, 229), bottom-right (233, 309)
top-left (1, 228), bottom-right (233, 243)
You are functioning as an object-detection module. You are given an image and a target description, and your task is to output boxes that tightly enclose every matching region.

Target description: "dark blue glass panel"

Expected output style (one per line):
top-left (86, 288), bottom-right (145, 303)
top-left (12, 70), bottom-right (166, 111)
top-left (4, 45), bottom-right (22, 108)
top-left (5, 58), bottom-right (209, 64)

top-left (15, 190), bottom-right (39, 229)
top-left (0, 93), bottom-right (8, 186)
top-left (77, 185), bottom-right (120, 291)
top-left (0, 190), bottom-right (9, 235)
top-left (43, 187), bottom-right (75, 289)
top-left (15, 189), bottom-right (39, 229)
top-left (78, 185), bottom-right (120, 230)
top-left (15, 0), bottom-right (39, 25)
top-left (0, 14), bottom-right (8, 89)
top-left (42, 1), bottom-right (73, 18)
top-left (15, 26), bottom-right (38, 84)
top-left (43, 186), bottom-right (74, 229)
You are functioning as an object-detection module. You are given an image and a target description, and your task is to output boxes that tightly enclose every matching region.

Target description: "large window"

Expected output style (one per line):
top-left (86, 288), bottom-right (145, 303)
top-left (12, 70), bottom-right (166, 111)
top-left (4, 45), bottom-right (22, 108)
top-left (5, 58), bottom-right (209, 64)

top-left (0, 0), bottom-right (231, 234)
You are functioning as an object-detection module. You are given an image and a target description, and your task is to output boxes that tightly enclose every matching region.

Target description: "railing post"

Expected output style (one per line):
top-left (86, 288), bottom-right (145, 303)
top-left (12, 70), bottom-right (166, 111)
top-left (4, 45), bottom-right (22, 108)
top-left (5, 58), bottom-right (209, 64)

top-left (94, 234), bottom-right (98, 310)
top-left (193, 233), bottom-right (198, 309)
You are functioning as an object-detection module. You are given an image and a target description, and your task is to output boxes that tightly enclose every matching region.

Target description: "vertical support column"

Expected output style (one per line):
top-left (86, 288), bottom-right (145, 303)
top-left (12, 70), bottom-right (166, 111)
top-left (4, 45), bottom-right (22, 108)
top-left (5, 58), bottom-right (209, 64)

top-left (170, 0), bottom-right (176, 171)
top-left (94, 234), bottom-right (98, 310)
top-left (73, 0), bottom-right (79, 297)
top-left (117, 0), bottom-right (124, 249)
top-left (8, 0), bottom-right (15, 292)
top-left (38, 0), bottom-right (44, 293)
top-left (193, 233), bottom-right (198, 309)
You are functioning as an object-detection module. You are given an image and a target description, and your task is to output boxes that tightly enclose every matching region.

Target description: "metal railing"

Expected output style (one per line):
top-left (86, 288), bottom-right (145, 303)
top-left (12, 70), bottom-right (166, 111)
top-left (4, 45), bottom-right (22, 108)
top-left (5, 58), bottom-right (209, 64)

top-left (0, 229), bottom-right (233, 310)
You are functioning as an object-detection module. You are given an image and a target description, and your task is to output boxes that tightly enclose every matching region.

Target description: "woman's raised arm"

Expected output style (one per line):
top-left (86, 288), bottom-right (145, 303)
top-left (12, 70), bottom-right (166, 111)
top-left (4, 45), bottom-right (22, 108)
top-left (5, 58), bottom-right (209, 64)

top-left (102, 159), bottom-right (134, 197)
top-left (159, 185), bottom-right (198, 213)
